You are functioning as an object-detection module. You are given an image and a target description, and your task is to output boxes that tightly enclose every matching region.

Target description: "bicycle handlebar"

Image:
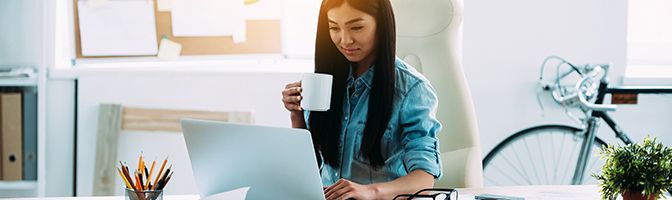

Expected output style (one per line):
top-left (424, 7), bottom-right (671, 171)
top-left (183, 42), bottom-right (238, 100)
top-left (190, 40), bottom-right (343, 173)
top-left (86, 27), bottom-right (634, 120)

top-left (576, 75), bottom-right (616, 112)
top-left (544, 59), bottom-right (617, 113)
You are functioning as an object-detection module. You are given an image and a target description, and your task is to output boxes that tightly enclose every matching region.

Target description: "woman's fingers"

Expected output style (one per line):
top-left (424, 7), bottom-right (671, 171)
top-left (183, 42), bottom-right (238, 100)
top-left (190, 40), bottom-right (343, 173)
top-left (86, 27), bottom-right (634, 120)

top-left (326, 186), bottom-right (353, 200)
top-left (326, 187), bottom-right (353, 200)
top-left (282, 87), bottom-right (302, 97)
top-left (282, 93), bottom-right (302, 103)
top-left (324, 179), bottom-right (349, 199)
top-left (282, 99), bottom-right (303, 111)
top-left (285, 81), bottom-right (301, 89)
top-left (282, 81), bottom-right (304, 112)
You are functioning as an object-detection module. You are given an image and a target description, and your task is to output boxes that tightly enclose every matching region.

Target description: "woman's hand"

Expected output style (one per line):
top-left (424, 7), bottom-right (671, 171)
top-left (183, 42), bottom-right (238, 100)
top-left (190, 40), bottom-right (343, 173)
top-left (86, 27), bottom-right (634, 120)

top-left (282, 81), bottom-right (303, 112)
top-left (283, 81), bottom-right (307, 128)
top-left (324, 179), bottom-right (378, 200)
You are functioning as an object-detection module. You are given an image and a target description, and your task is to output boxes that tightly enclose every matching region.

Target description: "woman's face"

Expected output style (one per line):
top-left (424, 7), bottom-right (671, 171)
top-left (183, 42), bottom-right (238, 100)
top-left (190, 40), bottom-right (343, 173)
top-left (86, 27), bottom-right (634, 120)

top-left (327, 2), bottom-right (377, 67)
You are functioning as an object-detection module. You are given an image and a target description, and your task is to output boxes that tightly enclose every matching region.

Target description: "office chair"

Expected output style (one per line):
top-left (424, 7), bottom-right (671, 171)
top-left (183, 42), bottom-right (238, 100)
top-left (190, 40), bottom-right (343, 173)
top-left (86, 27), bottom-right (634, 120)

top-left (391, 0), bottom-right (484, 188)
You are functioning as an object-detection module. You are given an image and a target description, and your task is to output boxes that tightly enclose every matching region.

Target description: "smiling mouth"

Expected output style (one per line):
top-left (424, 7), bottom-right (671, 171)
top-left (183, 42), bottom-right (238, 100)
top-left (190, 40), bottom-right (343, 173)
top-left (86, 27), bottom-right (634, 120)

top-left (342, 48), bottom-right (359, 54)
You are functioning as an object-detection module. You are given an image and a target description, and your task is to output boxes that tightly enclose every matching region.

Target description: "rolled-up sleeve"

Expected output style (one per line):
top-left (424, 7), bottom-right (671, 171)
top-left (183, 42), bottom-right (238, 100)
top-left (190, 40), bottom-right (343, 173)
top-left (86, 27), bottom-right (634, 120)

top-left (304, 110), bottom-right (311, 129)
top-left (399, 81), bottom-right (443, 180)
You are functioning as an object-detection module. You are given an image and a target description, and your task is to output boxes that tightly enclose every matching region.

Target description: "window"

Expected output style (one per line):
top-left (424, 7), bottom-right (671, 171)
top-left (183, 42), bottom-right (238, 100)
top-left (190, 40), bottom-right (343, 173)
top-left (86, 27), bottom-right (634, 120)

top-left (627, 0), bottom-right (672, 65)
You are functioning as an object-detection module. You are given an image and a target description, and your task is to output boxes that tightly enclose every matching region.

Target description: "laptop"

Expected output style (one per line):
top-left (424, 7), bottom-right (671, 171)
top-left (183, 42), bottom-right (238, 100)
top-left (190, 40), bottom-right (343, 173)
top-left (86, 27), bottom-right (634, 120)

top-left (181, 118), bottom-right (326, 200)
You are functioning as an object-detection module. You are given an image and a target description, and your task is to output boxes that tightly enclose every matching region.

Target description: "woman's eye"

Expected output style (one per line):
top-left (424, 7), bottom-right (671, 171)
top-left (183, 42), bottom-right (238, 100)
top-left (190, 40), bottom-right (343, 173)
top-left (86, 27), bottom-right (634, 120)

top-left (351, 26), bottom-right (363, 31)
top-left (329, 27), bottom-right (340, 31)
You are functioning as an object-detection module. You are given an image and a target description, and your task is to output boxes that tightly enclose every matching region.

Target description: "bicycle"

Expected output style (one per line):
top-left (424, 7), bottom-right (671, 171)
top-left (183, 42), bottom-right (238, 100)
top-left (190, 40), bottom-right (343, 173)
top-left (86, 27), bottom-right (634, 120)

top-left (481, 56), bottom-right (672, 186)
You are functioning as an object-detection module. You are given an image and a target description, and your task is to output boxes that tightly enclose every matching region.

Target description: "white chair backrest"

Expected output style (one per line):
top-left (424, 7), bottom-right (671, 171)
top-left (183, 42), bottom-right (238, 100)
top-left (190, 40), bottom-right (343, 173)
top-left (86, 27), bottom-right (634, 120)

top-left (391, 0), bottom-right (483, 188)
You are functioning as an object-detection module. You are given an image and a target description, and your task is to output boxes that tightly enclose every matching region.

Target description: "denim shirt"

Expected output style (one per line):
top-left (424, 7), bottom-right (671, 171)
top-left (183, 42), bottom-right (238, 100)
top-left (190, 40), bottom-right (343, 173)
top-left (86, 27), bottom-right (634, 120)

top-left (306, 57), bottom-right (442, 186)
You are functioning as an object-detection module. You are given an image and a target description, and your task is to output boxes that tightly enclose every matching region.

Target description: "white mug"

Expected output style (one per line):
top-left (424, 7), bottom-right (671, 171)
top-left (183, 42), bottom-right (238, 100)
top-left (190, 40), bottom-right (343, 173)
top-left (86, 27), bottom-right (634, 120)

top-left (301, 73), bottom-right (333, 111)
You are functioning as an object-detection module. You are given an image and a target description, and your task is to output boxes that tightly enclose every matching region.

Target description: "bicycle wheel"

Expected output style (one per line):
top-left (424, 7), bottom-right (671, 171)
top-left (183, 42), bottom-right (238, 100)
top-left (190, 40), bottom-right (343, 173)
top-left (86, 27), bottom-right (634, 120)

top-left (482, 125), bottom-right (607, 186)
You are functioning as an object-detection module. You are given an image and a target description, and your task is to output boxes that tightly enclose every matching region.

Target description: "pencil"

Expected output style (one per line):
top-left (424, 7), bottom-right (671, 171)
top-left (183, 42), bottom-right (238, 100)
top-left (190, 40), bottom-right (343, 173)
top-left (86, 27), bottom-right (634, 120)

top-left (117, 167), bottom-right (133, 189)
top-left (138, 171), bottom-right (144, 190)
top-left (134, 172), bottom-right (142, 191)
top-left (147, 159), bottom-right (156, 185)
top-left (143, 166), bottom-right (150, 190)
top-left (158, 171), bottom-right (174, 190)
top-left (152, 157), bottom-right (168, 190)
top-left (140, 154), bottom-right (145, 177)
top-left (121, 163), bottom-right (135, 187)
top-left (138, 154), bottom-right (143, 175)
top-left (153, 165), bottom-right (171, 190)
top-left (160, 167), bottom-right (171, 183)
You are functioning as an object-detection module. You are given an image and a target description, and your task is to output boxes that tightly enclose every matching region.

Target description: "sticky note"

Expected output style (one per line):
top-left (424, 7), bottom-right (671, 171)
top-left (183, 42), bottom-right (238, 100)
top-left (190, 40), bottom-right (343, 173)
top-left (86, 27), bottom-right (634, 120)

top-left (157, 0), bottom-right (175, 12)
top-left (157, 37), bottom-right (182, 60)
top-left (171, 0), bottom-right (245, 37)
top-left (87, 0), bottom-right (109, 8)
top-left (244, 0), bottom-right (258, 5)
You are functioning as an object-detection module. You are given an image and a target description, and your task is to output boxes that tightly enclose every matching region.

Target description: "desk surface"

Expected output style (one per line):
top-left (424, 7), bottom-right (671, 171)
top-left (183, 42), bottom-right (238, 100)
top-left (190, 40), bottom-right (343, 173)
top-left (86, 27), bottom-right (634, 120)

top-left (8, 185), bottom-right (670, 200)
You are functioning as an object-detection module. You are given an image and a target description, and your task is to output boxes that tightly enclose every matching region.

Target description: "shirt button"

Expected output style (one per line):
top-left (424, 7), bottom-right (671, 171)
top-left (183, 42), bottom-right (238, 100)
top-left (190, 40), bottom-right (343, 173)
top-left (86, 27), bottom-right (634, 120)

top-left (344, 116), bottom-right (348, 121)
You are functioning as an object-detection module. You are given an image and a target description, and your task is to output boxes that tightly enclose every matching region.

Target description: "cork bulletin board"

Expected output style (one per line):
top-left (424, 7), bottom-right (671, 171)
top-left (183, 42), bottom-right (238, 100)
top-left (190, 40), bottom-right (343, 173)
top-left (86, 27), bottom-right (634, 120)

top-left (73, 0), bottom-right (282, 58)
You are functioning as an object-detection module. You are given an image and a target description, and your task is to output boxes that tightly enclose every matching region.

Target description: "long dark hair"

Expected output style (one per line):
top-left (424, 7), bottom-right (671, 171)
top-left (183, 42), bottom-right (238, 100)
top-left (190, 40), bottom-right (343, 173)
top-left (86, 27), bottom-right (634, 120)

top-left (310, 0), bottom-right (396, 168)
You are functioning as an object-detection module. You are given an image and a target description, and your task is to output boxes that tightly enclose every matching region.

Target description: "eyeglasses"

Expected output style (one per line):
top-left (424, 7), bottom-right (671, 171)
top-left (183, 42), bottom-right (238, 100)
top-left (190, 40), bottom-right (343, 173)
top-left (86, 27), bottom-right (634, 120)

top-left (393, 188), bottom-right (458, 200)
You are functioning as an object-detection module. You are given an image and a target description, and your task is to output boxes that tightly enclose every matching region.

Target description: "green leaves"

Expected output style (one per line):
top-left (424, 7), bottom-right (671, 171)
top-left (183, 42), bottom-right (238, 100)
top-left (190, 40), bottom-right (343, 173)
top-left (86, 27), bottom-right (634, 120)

top-left (593, 136), bottom-right (672, 200)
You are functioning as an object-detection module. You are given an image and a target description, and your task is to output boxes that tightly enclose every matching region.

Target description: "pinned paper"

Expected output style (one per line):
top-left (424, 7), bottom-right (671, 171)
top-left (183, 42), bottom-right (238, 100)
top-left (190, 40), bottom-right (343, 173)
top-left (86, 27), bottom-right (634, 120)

top-left (200, 187), bottom-right (250, 200)
top-left (78, 0), bottom-right (158, 56)
top-left (157, 0), bottom-right (175, 12)
top-left (244, 0), bottom-right (283, 20)
top-left (232, 23), bottom-right (247, 44)
top-left (157, 36), bottom-right (182, 60)
top-left (87, 0), bottom-right (109, 8)
top-left (171, 0), bottom-right (246, 37)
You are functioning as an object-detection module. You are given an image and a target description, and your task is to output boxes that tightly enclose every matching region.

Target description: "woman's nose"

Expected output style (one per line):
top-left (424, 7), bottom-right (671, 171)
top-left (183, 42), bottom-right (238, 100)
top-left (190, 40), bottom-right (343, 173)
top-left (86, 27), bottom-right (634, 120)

top-left (340, 32), bottom-right (354, 45)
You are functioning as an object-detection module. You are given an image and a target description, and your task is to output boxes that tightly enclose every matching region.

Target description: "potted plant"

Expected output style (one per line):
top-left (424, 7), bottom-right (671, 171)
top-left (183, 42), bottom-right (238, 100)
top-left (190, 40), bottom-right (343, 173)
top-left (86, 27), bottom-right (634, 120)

top-left (593, 136), bottom-right (672, 200)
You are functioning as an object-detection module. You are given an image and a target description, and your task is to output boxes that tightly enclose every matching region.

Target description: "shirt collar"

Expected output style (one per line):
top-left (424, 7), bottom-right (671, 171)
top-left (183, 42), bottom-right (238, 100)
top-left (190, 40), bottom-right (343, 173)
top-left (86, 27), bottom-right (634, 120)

top-left (347, 64), bottom-right (375, 89)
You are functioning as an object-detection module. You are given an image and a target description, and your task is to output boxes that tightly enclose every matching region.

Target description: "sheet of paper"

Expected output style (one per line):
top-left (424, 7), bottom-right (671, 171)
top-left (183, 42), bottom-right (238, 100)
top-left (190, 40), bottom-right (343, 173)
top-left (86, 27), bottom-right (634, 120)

top-left (232, 25), bottom-right (246, 44)
top-left (78, 0), bottom-right (158, 56)
top-left (244, 0), bottom-right (283, 20)
top-left (157, 0), bottom-right (175, 11)
top-left (157, 37), bottom-right (182, 60)
top-left (171, 0), bottom-right (246, 38)
top-left (200, 187), bottom-right (249, 200)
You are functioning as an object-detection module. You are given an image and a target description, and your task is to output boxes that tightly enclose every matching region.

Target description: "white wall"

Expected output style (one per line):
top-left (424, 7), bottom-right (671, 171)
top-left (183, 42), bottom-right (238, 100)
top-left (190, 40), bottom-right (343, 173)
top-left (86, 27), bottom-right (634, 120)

top-left (462, 0), bottom-right (672, 156)
top-left (0, 0), bottom-right (43, 67)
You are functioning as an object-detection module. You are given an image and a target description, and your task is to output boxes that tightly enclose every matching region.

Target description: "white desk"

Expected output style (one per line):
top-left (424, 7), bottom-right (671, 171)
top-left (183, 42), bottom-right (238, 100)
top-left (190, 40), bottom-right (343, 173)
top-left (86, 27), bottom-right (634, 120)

top-left (7, 185), bottom-right (670, 200)
top-left (460, 185), bottom-right (601, 200)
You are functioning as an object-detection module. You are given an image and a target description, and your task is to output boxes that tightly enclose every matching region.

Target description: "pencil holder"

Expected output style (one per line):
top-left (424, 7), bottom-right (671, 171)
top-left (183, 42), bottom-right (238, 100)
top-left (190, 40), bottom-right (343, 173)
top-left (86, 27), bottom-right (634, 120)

top-left (125, 187), bottom-right (163, 200)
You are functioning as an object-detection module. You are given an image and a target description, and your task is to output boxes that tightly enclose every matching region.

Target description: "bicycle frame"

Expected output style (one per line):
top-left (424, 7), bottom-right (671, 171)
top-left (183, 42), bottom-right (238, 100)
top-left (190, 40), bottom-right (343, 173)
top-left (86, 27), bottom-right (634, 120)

top-left (571, 80), bottom-right (636, 184)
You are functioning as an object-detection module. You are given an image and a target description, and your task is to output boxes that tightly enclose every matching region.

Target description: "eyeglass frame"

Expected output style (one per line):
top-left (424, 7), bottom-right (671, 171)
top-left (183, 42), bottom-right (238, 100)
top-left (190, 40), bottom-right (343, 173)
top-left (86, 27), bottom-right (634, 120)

top-left (392, 188), bottom-right (458, 200)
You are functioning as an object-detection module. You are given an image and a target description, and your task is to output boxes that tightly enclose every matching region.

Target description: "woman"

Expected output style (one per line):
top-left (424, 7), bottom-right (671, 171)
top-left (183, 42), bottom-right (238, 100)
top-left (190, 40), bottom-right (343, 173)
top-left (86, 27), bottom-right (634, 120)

top-left (281, 0), bottom-right (442, 199)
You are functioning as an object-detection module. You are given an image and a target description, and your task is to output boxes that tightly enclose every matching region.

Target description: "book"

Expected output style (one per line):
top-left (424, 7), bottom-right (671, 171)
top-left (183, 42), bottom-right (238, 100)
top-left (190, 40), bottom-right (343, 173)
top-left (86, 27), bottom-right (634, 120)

top-left (22, 87), bottom-right (37, 180)
top-left (1, 92), bottom-right (23, 180)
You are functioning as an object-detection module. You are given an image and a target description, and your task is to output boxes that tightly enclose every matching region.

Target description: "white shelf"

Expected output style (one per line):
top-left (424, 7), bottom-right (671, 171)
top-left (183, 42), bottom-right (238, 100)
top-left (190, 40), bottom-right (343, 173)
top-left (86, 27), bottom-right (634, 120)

top-left (0, 180), bottom-right (38, 190)
top-left (72, 54), bottom-right (284, 68)
top-left (51, 57), bottom-right (314, 79)
top-left (0, 77), bottom-right (38, 87)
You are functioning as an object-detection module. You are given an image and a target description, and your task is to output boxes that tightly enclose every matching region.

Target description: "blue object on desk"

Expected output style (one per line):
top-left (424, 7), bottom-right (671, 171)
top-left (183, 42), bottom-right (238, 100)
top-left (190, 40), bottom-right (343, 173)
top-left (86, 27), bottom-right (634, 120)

top-left (475, 193), bottom-right (525, 200)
